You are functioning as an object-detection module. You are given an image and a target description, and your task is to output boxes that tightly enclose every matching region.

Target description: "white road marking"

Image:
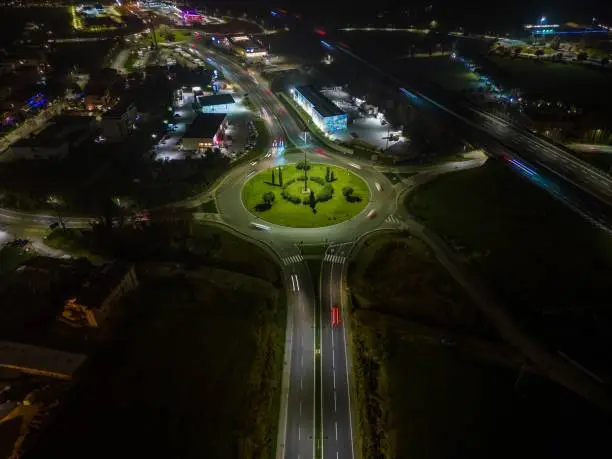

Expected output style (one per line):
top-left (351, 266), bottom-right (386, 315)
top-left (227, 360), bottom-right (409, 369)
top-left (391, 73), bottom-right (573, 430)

top-left (335, 421), bottom-right (338, 440)
top-left (332, 347), bottom-right (335, 369)
top-left (283, 254), bottom-right (305, 265)
top-left (334, 392), bottom-right (337, 412)
top-left (298, 426), bottom-right (301, 440)
top-left (300, 376), bottom-right (303, 390)
top-left (333, 369), bottom-right (336, 389)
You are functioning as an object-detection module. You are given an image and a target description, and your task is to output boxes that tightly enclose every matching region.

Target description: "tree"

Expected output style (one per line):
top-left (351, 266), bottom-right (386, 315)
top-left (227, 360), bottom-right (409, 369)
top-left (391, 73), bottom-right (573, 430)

top-left (577, 52), bottom-right (588, 62)
top-left (308, 190), bottom-right (316, 212)
top-left (263, 191), bottom-right (275, 204)
top-left (271, 168), bottom-right (276, 185)
top-left (278, 166), bottom-right (283, 186)
top-left (601, 57), bottom-right (609, 67)
top-left (535, 49), bottom-right (544, 58)
top-left (330, 170), bottom-right (335, 181)
top-left (326, 166), bottom-right (330, 182)
top-left (296, 160), bottom-right (310, 170)
top-left (342, 187), bottom-right (354, 197)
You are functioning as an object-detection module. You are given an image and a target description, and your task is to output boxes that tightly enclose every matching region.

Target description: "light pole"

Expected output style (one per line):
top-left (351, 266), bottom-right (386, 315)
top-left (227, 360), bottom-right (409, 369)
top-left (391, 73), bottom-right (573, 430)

top-left (303, 149), bottom-right (308, 191)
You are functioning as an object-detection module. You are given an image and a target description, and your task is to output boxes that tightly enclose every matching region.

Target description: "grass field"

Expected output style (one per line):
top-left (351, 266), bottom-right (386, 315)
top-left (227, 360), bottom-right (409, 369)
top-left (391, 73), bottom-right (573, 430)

top-left (348, 231), bottom-right (612, 459)
top-left (241, 163), bottom-right (370, 227)
top-left (406, 161), bottom-right (612, 373)
top-left (26, 274), bottom-right (286, 459)
top-left (486, 56), bottom-right (612, 107)
top-left (398, 56), bottom-right (481, 92)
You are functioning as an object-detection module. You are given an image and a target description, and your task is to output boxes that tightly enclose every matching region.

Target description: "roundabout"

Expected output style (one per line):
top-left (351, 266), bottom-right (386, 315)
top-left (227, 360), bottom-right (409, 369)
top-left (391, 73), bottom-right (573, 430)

top-left (241, 162), bottom-right (370, 228)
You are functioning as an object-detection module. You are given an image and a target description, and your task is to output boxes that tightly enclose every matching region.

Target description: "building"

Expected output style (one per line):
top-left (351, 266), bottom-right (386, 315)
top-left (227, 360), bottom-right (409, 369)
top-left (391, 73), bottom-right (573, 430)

top-left (7, 115), bottom-right (95, 160)
top-left (0, 256), bottom-right (92, 340)
top-left (292, 86), bottom-right (348, 134)
top-left (0, 341), bottom-right (87, 380)
top-left (100, 100), bottom-right (137, 141)
top-left (216, 35), bottom-right (268, 60)
top-left (61, 261), bottom-right (138, 329)
top-left (196, 93), bottom-right (235, 113)
top-left (181, 113), bottom-right (227, 151)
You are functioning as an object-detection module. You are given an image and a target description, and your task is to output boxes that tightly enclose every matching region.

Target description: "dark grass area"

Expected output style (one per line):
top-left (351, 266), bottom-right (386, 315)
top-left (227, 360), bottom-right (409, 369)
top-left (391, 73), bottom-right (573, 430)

top-left (349, 231), bottom-right (612, 459)
top-left (0, 246), bottom-right (35, 275)
top-left (25, 275), bottom-right (286, 459)
top-left (406, 161), bottom-right (612, 374)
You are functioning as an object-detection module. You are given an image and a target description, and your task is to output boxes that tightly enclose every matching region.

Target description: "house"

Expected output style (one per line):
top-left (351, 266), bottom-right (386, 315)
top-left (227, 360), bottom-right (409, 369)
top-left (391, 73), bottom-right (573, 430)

top-left (100, 99), bottom-right (138, 141)
top-left (7, 115), bottom-right (95, 160)
top-left (61, 261), bottom-right (138, 328)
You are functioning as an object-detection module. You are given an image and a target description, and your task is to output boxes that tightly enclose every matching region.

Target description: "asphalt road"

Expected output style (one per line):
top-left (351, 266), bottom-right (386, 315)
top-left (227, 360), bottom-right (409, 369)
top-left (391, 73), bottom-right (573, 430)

top-left (320, 243), bottom-right (355, 459)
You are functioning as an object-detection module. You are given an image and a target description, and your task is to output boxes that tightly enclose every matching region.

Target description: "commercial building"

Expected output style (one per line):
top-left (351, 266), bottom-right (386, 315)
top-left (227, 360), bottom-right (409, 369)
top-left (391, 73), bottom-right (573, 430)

top-left (211, 35), bottom-right (268, 60)
top-left (61, 261), bottom-right (138, 328)
top-left (292, 86), bottom-right (348, 134)
top-left (100, 100), bottom-right (138, 141)
top-left (7, 115), bottom-right (95, 160)
top-left (181, 113), bottom-right (226, 150)
top-left (196, 93), bottom-right (235, 113)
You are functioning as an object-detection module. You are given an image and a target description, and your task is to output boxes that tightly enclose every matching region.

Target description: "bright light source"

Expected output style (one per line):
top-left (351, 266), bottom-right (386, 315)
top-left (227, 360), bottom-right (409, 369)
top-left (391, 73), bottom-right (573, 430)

top-left (540, 16), bottom-right (546, 24)
top-left (151, 134), bottom-right (157, 138)
top-left (192, 86), bottom-right (201, 91)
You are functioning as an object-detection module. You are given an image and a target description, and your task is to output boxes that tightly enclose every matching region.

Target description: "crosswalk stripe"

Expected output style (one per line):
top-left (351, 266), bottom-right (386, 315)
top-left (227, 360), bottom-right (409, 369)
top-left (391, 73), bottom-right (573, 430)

top-left (283, 254), bottom-right (304, 265)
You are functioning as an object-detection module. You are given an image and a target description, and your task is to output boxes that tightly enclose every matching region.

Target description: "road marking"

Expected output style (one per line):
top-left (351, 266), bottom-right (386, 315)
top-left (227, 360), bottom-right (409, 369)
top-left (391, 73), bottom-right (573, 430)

top-left (299, 426), bottom-right (301, 440)
top-left (334, 391), bottom-right (337, 412)
top-left (332, 347), bottom-right (335, 369)
top-left (335, 422), bottom-right (338, 441)
top-left (283, 254), bottom-right (305, 265)
top-left (324, 253), bottom-right (346, 264)
top-left (300, 376), bottom-right (303, 390)
top-left (385, 214), bottom-right (401, 224)
top-left (333, 369), bottom-right (336, 389)
top-left (337, 452), bottom-right (339, 459)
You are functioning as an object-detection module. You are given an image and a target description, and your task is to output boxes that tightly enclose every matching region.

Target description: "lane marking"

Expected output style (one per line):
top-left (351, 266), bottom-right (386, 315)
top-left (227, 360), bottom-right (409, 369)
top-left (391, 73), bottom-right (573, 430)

top-left (332, 347), bottom-right (335, 369)
top-left (333, 369), bottom-right (336, 389)
top-left (299, 425), bottom-right (301, 441)
top-left (340, 257), bottom-right (357, 459)
top-left (335, 421), bottom-right (338, 440)
top-left (300, 376), bottom-right (303, 390)
top-left (334, 391), bottom-right (337, 412)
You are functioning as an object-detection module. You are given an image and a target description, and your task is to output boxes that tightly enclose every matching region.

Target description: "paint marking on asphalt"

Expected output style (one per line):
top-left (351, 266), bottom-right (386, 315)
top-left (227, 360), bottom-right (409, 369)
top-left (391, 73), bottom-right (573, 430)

top-left (335, 421), bottom-right (338, 440)
top-left (332, 347), bottom-right (335, 369)
top-left (300, 376), bottom-right (303, 390)
top-left (331, 328), bottom-right (335, 347)
top-left (337, 452), bottom-right (339, 459)
top-left (299, 425), bottom-right (301, 440)
top-left (334, 391), bottom-right (337, 412)
top-left (333, 369), bottom-right (336, 389)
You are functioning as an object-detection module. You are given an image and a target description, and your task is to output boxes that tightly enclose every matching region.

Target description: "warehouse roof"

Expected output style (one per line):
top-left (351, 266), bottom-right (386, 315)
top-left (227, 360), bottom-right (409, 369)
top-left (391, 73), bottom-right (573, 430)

top-left (196, 93), bottom-right (235, 107)
top-left (295, 86), bottom-right (345, 118)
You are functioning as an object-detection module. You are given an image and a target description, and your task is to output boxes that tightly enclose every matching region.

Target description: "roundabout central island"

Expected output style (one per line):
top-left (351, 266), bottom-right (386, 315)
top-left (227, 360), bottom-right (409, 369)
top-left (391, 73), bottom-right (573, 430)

top-left (241, 162), bottom-right (370, 228)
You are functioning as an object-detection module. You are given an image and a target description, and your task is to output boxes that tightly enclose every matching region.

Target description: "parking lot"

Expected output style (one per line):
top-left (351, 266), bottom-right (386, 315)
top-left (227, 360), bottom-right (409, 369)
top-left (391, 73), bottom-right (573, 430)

top-left (321, 87), bottom-right (410, 153)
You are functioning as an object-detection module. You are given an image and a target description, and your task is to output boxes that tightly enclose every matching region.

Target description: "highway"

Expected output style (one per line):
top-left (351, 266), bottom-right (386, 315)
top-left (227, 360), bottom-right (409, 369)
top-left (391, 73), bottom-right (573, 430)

top-left (327, 42), bottom-right (612, 231)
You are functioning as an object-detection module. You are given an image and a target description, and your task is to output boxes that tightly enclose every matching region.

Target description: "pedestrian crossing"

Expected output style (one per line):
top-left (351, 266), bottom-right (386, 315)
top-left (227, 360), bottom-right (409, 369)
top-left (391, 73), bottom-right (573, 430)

top-left (323, 253), bottom-right (346, 264)
top-left (385, 214), bottom-right (402, 224)
top-left (282, 254), bottom-right (305, 265)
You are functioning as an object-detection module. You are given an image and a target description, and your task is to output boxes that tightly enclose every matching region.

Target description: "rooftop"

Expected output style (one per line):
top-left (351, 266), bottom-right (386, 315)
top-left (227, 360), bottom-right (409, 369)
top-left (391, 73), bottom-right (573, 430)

top-left (196, 93), bottom-right (235, 107)
top-left (295, 86), bottom-right (345, 118)
top-left (103, 99), bottom-right (137, 118)
top-left (229, 35), bottom-right (265, 52)
top-left (73, 261), bottom-right (134, 310)
top-left (183, 113), bottom-right (226, 139)
top-left (11, 115), bottom-right (93, 148)
top-left (0, 341), bottom-right (87, 380)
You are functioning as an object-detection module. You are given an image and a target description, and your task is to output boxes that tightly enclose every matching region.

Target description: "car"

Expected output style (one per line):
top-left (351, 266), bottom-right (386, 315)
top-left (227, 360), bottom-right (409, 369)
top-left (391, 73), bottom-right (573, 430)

top-left (249, 222), bottom-right (269, 231)
top-left (250, 161), bottom-right (258, 166)
top-left (331, 305), bottom-right (340, 327)
top-left (367, 209), bottom-right (377, 219)
top-left (375, 182), bottom-right (382, 192)
top-left (350, 132), bottom-right (359, 138)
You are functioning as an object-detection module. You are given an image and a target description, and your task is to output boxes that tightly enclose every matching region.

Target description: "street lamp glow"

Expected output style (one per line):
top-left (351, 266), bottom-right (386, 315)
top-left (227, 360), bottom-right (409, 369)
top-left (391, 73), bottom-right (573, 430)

top-left (540, 16), bottom-right (546, 24)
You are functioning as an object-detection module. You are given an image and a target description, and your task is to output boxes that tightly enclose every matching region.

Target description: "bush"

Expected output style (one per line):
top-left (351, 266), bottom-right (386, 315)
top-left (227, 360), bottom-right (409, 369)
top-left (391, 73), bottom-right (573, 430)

top-left (310, 176), bottom-right (325, 185)
top-left (296, 176), bottom-right (306, 181)
top-left (317, 184), bottom-right (334, 202)
top-left (281, 188), bottom-right (301, 204)
top-left (342, 187), bottom-right (354, 197)
top-left (296, 160), bottom-right (311, 171)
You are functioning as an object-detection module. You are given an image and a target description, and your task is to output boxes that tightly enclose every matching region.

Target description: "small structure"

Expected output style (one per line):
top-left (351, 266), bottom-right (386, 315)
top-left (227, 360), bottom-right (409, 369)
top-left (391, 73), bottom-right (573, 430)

top-left (228, 35), bottom-right (268, 59)
top-left (61, 261), bottom-right (138, 328)
top-left (100, 100), bottom-right (138, 141)
top-left (196, 93), bottom-right (235, 113)
top-left (292, 86), bottom-right (348, 134)
top-left (0, 341), bottom-right (87, 380)
top-left (6, 115), bottom-right (94, 160)
top-left (181, 113), bottom-right (226, 151)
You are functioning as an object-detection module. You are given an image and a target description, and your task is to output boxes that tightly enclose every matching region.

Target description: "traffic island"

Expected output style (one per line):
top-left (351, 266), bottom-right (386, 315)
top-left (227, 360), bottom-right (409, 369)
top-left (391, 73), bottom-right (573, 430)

top-left (241, 162), bottom-right (370, 228)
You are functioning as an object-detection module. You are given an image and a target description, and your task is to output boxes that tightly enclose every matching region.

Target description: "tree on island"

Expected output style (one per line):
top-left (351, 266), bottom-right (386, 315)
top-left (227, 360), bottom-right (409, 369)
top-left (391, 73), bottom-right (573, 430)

top-left (326, 166), bottom-right (330, 182)
top-left (278, 166), bottom-right (283, 186)
top-left (271, 168), bottom-right (276, 185)
top-left (309, 190), bottom-right (316, 212)
top-left (263, 191), bottom-right (275, 205)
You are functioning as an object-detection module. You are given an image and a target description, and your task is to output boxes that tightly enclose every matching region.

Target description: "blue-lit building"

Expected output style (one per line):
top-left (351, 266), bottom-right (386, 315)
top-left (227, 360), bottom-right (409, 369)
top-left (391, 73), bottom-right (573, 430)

top-left (292, 86), bottom-right (347, 134)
